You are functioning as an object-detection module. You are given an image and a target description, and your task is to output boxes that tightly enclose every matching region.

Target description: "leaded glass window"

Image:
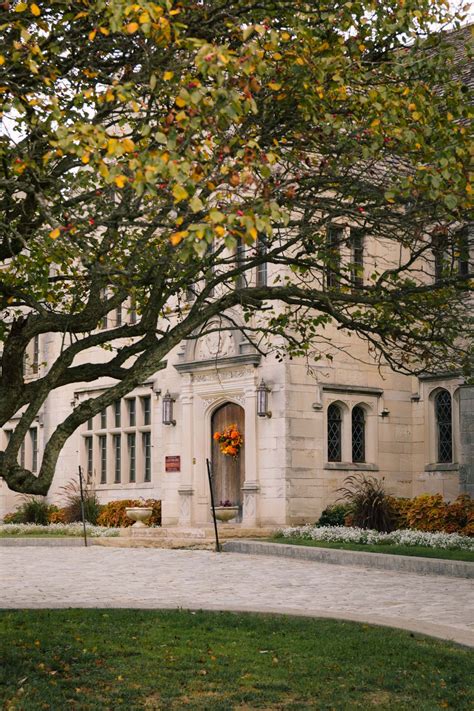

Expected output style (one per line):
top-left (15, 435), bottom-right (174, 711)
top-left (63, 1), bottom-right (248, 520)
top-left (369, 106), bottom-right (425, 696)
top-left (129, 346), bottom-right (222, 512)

top-left (435, 390), bottom-right (452, 463)
top-left (352, 406), bottom-right (365, 463)
top-left (327, 404), bottom-right (342, 462)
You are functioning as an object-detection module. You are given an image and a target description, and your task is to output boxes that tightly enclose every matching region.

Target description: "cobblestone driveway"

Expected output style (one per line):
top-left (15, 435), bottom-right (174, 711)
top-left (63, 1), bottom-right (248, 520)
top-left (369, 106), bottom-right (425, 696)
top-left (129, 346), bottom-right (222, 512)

top-left (1, 547), bottom-right (473, 646)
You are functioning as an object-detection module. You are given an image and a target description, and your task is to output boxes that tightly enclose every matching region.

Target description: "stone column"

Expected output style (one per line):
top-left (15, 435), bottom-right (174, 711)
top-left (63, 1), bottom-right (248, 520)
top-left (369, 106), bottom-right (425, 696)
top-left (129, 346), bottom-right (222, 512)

top-left (242, 387), bottom-right (259, 526)
top-left (178, 375), bottom-right (194, 526)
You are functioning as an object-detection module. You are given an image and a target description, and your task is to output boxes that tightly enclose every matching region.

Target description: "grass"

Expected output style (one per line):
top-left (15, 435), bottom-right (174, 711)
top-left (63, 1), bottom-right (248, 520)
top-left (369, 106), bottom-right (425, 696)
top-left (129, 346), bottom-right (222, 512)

top-left (0, 610), bottom-right (472, 710)
top-left (270, 536), bottom-right (474, 562)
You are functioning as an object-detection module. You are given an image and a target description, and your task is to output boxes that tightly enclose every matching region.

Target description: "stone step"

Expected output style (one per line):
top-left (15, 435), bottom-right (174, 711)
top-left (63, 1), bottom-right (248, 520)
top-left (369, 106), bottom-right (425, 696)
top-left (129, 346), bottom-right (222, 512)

top-left (123, 525), bottom-right (277, 541)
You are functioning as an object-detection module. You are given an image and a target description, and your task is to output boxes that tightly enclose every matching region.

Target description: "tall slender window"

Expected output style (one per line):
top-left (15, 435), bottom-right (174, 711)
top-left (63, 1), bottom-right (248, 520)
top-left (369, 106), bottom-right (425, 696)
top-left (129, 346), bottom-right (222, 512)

top-left (114, 400), bottom-right (121, 428)
top-left (327, 404), bottom-right (342, 462)
top-left (30, 428), bottom-right (38, 472)
top-left (255, 235), bottom-right (268, 287)
top-left (143, 431), bottom-right (151, 482)
top-left (129, 296), bottom-right (137, 324)
top-left (142, 395), bottom-right (151, 426)
top-left (456, 226), bottom-right (470, 278)
top-left (20, 441), bottom-right (25, 468)
top-left (236, 237), bottom-right (248, 289)
top-left (32, 335), bottom-right (39, 374)
top-left (87, 417), bottom-right (93, 431)
top-left (113, 434), bottom-right (121, 483)
top-left (351, 406), bottom-right (366, 463)
top-left (350, 229), bottom-right (364, 288)
top-left (326, 225), bottom-right (343, 288)
top-left (100, 409), bottom-right (107, 430)
top-left (85, 436), bottom-right (93, 481)
top-left (128, 398), bottom-right (136, 427)
top-left (99, 435), bottom-right (107, 483)
top-left (435, 390), bottom-right (453, 463)
top-left (128, 433), bottom-right (136, 483)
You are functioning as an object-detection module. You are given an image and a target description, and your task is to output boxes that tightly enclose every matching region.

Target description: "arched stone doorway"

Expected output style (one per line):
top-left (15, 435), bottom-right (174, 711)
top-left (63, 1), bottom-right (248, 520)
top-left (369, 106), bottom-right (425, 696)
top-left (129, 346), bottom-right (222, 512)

top-left (211, 402), bottom-right (245, 517)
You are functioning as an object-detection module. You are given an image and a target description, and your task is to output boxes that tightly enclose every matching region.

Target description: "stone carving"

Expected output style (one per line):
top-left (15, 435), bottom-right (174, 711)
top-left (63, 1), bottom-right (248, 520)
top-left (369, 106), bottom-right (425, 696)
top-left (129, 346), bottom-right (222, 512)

top-left (196, 329), bottom-right (234, 361)
top-left (193, 368), bottom-right (251, 383)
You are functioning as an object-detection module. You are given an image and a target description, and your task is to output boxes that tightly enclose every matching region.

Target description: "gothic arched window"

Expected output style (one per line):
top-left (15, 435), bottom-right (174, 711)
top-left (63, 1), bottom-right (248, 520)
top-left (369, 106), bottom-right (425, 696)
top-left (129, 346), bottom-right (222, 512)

top-left (435, 390), bottom-right (453, 463)
top-left (327, 404), bottom-right (342, 462)
top-left (352, 406), bottom-right (366, 463)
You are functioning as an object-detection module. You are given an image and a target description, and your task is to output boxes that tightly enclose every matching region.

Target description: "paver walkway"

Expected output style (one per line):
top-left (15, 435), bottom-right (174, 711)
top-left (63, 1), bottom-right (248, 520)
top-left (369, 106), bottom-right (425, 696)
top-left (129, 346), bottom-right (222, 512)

top-left (1, 547), bottom-right (473, 646)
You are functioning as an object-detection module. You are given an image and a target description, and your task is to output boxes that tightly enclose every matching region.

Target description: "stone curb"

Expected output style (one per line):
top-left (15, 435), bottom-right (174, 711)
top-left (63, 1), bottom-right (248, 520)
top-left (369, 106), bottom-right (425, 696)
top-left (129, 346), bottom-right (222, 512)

top-left (222, 540), bottom-right (474, 579)
top-left (0, 537), bottom-right (103, 547)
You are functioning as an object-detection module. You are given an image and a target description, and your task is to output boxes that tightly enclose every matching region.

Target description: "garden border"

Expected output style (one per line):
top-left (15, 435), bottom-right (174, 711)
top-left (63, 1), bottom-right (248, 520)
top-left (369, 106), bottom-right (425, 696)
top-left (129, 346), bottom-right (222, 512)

top-left (222, 540), bottom-right (474, 579)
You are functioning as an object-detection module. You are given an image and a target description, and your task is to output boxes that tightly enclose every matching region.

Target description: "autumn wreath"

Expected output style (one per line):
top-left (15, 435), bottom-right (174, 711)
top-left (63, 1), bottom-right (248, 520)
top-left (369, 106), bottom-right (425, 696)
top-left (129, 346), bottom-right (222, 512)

top-left (213, 424), bottom-right (244, 459)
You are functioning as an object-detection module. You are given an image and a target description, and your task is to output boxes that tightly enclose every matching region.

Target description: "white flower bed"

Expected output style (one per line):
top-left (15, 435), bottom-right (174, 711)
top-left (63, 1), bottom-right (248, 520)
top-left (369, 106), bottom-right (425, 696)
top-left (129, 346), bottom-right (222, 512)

top-left (0, 522), bottom-right (120, 537)
top-left (276, 525), bottom-right (474, 551)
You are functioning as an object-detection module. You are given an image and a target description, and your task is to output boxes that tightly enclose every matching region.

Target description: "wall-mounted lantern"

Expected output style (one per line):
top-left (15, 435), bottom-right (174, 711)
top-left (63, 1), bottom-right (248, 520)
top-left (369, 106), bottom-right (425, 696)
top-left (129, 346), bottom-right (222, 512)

top-left (162, 390), bottom-right (176, 426)
top-left (256, 379), bottom-right (272, 418)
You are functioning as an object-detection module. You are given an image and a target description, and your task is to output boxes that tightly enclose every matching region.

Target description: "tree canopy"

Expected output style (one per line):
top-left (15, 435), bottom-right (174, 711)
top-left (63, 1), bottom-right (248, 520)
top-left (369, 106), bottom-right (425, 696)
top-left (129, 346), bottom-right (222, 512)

top-left (0, 0), bottom-right (472, 494)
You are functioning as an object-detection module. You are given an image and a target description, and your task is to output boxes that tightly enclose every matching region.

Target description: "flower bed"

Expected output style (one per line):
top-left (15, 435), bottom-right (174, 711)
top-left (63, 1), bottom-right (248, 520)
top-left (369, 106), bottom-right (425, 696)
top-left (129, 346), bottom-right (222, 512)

top-left (0, 523), bottom-right (120, 537)
top-left (276, 525), bottom-right (474, 551)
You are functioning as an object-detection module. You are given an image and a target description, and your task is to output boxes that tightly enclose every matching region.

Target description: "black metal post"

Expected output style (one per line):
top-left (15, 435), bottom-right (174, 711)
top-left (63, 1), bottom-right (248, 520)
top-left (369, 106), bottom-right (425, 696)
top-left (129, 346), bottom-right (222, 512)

top-left (78, 465), bottom-right (88, 548)
top-left (206, 458), bottom-right (221, 553)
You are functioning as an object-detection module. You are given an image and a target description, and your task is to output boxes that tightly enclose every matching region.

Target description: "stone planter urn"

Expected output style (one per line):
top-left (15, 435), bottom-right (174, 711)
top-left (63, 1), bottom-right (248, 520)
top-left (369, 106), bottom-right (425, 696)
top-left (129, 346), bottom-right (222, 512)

top-left (213, 506), bottom-right (240, 523)
top-left (125, 507), bottom-right (153, 527)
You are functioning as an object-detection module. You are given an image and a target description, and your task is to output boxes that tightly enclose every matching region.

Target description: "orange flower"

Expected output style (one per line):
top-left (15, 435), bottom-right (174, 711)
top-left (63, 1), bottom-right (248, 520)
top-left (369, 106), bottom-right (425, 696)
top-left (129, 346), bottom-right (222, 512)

top-left (213, 432), bottom-right (220, 440)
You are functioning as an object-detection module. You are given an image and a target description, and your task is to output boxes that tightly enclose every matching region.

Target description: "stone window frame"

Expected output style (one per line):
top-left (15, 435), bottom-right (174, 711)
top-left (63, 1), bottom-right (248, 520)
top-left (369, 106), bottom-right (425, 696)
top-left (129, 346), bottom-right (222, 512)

top-left (424, 381), bottom-right (460, 471)
top-left (323, 394), bottom-right (378, 471)
top-left (78, 386), bottom-right (154, 488)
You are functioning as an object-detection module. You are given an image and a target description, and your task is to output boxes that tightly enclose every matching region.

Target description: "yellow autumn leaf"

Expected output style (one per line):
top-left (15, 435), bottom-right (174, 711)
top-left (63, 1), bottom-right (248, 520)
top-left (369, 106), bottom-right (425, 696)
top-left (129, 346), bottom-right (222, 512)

top-left (122, 138), bottom-right (135, 152)
top-left (49, 228), bottom-right (60, 239)
top-left (0, 56), bottom-right (4, 66)
top-left (114, 175), bottom-right (127, 188)
top-left (31, 3), bottom-right (41, 16)
top-left (89, 29), bottom-right (97, 41)
top-left (412, 112), bottom-right (421, 121)
top-left (268, 82), bottom-right (282, 91)
top-left (163, 71), bottom-right (174, 81)
top-left (408, 103), bottom-right (417, 111)
top-left (371, 118), bottom-right (380, 128)
top-left (170, 230), bottom-right (188, 246)
top-left (139, 12), bottom-right (149, 24)
top-left (175, 111), bottom-right (187, 122)
top-left (15, 2), bottom-right (28, 12)
top-left (81, 153), bottom-right (90, 164)
top-left (215, 225), bottom-right (225, 236)
top-left (172, 184), bottom-right (189, 202)
top-left (249, 226), bottom-right (258, 240)
top-left (126, 22), bottom-right (139, 34)
top-left (175, 96), bottom-right (187, 108)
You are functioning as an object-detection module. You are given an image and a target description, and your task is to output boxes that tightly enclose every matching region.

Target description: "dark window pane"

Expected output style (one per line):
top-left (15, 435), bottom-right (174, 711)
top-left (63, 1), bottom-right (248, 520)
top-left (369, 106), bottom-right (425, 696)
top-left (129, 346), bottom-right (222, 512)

top-left (143, 431), bottom-right (151, 482)
top-left (142, 396), bottom-right (151, 426)
top-left (99, 435), bottom-right (107, 483)
top-left (327, 403), bottom-right (342, 462)
top-left (113, 434), bottom-right (121, 483)
top-left (326, 226), bottom-right (343, 289)
top-left (435, 390), bottom-right (452, 463)
top-left (128, 398), bottom-right (136, 427)
top-left (114, 400), bottom-right (121, 428)
top-left (350, 229), bottom-right (364, 288)
top-left (351, 406), bottom-right (366, 463)
top-left (128, 433), bottom-right (136, 483)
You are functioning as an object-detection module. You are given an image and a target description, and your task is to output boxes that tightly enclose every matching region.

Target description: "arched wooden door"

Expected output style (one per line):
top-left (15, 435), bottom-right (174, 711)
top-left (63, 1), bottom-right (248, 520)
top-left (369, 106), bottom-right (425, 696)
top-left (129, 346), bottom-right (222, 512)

top-left (211, 403), bottom-right (245, 516)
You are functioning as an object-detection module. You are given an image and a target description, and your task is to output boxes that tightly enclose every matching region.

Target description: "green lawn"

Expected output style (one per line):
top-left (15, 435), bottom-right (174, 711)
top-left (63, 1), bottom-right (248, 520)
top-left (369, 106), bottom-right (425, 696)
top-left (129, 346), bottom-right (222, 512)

top-left (270, 536), bottom-right (474, 562)
top-left (1, 610), bottom-right (472, 710)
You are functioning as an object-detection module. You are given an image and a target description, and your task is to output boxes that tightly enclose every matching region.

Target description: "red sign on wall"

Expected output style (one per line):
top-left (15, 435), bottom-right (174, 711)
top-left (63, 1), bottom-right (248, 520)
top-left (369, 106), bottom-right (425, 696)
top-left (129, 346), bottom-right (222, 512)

top-left (165, 456), bottom-right (181, 472)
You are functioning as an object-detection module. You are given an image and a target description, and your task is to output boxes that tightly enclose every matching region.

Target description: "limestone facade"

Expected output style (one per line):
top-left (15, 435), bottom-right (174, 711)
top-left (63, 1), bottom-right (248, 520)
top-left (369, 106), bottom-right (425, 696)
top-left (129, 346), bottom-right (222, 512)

top-left (1, 311), bottom-right (471, 525)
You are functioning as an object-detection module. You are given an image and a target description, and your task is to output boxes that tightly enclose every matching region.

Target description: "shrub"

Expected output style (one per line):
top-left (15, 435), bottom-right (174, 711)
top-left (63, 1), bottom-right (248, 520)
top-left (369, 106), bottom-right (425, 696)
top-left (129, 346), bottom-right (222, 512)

top-left (317, 504), bottom-right (352, 527)
top-left (337, 474), bottom-right (395, 533)
top-left (60, 480), bottom-right (102, 524)
top-left (48, 507), bottom-right (67, 524)
top-left (97, 499), bottom-right (161, 528)
top-left (3, 497), bottom-right (53, 525)
top-left (387, 497), bottom-right (412, 530)
top-left (403, 493), bottom-right (473, 535)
